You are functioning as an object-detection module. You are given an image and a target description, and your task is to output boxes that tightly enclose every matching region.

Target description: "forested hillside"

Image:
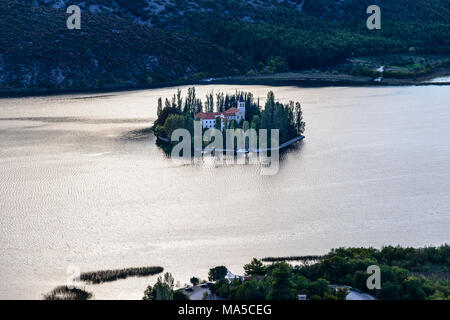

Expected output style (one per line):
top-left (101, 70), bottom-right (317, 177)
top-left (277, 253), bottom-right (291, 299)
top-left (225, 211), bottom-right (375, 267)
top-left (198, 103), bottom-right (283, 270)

top-left (0, 0), bottom-right (247, 91)
top-left (1, 0), bottom-right (449, 91)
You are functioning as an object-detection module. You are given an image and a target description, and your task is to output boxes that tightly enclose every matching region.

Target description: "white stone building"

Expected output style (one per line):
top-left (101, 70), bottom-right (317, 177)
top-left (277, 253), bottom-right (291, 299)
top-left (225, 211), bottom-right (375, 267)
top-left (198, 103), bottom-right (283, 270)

top-left (195, 96), bottom-right (246, 130)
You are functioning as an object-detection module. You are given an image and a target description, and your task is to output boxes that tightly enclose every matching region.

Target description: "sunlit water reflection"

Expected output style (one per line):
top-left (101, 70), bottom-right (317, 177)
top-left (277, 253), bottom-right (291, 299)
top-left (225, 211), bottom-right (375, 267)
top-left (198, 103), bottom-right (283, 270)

top-left (0, 85), bottom-right (449, 299)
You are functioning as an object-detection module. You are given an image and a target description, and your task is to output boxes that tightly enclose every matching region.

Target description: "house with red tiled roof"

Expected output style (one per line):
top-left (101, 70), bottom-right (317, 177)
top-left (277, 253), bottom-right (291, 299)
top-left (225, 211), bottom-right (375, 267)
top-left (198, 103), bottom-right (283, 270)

top-left (195, 96), bottom-right (246, 130)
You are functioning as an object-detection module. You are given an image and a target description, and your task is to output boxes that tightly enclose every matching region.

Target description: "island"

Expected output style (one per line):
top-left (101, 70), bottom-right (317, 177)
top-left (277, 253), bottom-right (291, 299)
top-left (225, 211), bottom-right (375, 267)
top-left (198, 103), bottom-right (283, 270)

top-left (152, 88), bottom-right (305, 155)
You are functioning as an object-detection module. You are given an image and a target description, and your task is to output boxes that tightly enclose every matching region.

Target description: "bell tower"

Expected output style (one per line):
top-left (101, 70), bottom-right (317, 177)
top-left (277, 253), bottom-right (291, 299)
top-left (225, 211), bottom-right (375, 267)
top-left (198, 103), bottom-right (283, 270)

top-left (237, 95), bottom-right (246, 121)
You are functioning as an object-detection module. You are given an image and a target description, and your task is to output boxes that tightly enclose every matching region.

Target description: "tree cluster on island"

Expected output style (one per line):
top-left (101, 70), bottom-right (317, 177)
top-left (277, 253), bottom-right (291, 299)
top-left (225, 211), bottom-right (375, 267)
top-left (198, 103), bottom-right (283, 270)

top-left (152, 88), bottom-right (305, 150)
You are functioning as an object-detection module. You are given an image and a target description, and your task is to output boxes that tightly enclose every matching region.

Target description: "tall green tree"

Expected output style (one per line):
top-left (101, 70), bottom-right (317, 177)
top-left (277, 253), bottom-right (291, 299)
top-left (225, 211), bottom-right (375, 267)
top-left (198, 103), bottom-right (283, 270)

top-left (190, 277), bottom-right (200, 286)
top-left (184, 87), bottom-right (196, 113)
top-left (295, 102), bottom-right (305, 135)
top-left (176, 89), bottom-right (183, 111)
top-left (267, 262), bottom-right (296, 300)
top-left (157, 97), bottom-right (163, 117)
top-left (165, 98), bottom-right (171, 109)
top-left (206, 91), bottom-right (214, 112)
top-left (193, 98), bottom-right (203, 114)
top-left (171, 94), bottom-right (177, 109)
top-left (216, 92), bottom-right (225, 112)
top-left (154, 272), bottom-right (175, 300)
top-left (261, 91), bottom-right (275, 130)
top-left (251, 115), bottom-right (260, 130)
top-left (243, 120), bottom-right (249, 132)
top-left (155, 105), bottom-right (181, 127)
top-left (308, 278), bottom-right (332, 297)
top-left (164, 114), bottom-right (185, 139)
top-left (244, 258), bottom-right (266, 276)
top-left (209, 266), bottom-right (228, 281)
top-left (229, 119), bottom-right (237, 130)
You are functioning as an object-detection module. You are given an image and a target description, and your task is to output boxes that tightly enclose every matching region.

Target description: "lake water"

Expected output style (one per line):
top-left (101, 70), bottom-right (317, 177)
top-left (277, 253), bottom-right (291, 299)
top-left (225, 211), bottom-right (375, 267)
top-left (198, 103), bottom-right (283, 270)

top-left (1, 85), bottom-right (449, 299)
top-left (428, 76), bottom-right (450, 83)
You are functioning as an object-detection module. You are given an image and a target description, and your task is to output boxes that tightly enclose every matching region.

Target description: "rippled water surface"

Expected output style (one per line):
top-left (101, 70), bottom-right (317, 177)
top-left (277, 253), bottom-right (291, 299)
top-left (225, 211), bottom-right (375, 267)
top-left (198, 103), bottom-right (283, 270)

top-left (1, 85), bottom-right (449, 299)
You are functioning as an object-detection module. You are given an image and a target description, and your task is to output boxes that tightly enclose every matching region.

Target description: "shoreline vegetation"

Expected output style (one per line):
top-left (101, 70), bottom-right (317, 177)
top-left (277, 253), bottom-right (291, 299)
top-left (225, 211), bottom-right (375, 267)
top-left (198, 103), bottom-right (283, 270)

top-left (211, 54), bottom-right (450, 87)
top-left (1, 58), bottom-right (449, 98)
top-left (151, 88), bottom-right (305, 154)
top-left (43, 266), bottom-right (163, 300)
top-left (143, 245), bottom-right (450, 301)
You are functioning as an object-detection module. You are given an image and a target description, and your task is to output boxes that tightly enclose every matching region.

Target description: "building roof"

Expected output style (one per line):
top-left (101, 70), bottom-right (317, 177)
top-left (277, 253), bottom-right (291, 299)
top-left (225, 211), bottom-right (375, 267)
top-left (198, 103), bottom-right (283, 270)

top-left (195, 107), bottom-right (240, 120)
top-left (224, 107), bottom-right (240, 115)
top-left (195, 112), bottom-right (222, 120)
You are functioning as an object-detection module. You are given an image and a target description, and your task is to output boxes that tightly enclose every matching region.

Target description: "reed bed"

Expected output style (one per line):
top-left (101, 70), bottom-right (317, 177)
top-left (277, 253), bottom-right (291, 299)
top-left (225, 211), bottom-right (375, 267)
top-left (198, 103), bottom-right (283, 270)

top-left (80, 266), bottom-right (164, 284)
top-left (261, 255), bottom-right (322, 263)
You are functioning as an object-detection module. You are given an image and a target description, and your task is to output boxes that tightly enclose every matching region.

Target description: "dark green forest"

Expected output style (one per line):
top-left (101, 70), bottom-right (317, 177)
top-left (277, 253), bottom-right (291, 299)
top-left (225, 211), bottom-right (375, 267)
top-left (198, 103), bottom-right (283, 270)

top-left (208, 245), bottom-right (450, 300)
top-left (0, 0), bottom-right (247, 90)
top-left (1, 0), bottom-right (449, 91)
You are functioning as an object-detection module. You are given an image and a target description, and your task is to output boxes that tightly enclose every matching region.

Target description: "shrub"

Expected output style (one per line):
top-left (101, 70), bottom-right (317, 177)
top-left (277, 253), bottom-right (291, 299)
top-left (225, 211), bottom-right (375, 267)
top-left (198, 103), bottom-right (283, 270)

top-left (43, 286), bottom-right (92, 300)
